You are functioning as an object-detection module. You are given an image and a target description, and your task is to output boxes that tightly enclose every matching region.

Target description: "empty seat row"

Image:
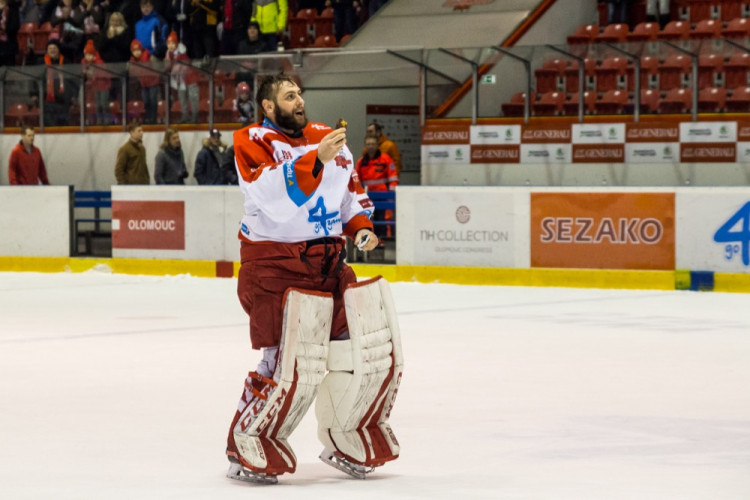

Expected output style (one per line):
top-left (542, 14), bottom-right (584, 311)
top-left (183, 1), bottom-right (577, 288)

top-left (672, 0), bottom-right (750, 23)
top-left (500, 86), bottom-right (750, 116)
top-left (568, 18), bottom-right (750, 44)
top-left (534, 53), bottom-right (750, 94)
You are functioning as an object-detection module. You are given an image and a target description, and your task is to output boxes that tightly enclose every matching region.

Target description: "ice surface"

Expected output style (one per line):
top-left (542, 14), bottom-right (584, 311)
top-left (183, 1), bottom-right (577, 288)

top-left (1, 270), bottom-right (749, 499)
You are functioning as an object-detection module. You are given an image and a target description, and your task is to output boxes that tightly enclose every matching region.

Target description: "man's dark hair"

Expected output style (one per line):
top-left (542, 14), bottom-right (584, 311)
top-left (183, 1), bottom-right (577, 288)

top-left (127, 121), bottom-right (142, 132)
top-left (369, 121), bottom-right (383, 133)
top-left (20, 125), bottom-right (34, 136)
top-left (255, 73), bottom-right (298, 111)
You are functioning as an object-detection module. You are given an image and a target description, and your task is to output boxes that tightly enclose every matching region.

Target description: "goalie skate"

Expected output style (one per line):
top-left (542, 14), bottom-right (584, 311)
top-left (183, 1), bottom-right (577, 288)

top-left (318, 449), bottom-right (375, 480)
top-left (227, 462), bottom-right (278, 485)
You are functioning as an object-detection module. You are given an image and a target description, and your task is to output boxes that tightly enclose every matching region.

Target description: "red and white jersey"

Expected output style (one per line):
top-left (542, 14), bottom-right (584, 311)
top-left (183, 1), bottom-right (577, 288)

top-left (233, 119), bottom-right (374, 243)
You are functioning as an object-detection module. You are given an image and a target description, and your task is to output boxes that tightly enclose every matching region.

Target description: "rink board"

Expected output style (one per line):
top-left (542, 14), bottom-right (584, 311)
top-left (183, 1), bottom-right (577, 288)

top-left (3, 185), bottom-right (750, 291)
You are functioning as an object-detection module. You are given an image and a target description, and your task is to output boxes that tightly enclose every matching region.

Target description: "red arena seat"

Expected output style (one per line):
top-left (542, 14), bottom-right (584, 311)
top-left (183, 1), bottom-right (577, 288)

top-left (534, 58), bottom-right (567, 93)
top-left (722, 17), bottom-right (750, 38)
top-left (533, 91), bottom-right (565, 116)
top-left (626, 22), bottom-right (660, 42)
top-left (726, 86), bottom-right (750, 112)
top-left (691, 19), bottom-right (722, 39)
top-left (659, 88), bottom-right (693, 114)
top-left (500, 91), bottom-right (536, 117)
top-left (657, 20), bottom-right (691, 40)
top-left (595, 89), bottom-right (628, 115)
top-left (595, 23), bottom-right (629, 43)
top-left (564, 58), bottom-right (596, 93)
top-left (595, 56), bottom-right (628, 92)
top-left (567, 24), bottom-right (599, 44)
top-left (626, 55), bottom-right (660, 91)
top-left (698, 87), bottom-right (726, 113)
top-left (725, 52), bottom-right (750, 89)
top-left (562, 91), bottom-right (596, 115)
top-left (623, 88), bottom-right (661, 114)
top-left (659, 54), bottom-right (692, 91)
top-left (698, 53), bottom-right (723, 89)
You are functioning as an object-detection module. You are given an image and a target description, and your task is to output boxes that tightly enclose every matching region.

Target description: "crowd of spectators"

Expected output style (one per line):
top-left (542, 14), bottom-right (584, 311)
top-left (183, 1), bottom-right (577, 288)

top-left (2, 0), bottom-right (387, 127)
top-left (2, 0), bottom-right (387, 68)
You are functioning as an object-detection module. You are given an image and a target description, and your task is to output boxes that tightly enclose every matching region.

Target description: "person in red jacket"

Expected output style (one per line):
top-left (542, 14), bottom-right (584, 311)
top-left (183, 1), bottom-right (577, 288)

top-left (82, 39), bottom-right (112, 125)
top-left (130, 39), bottom-right (160, 124)
top-left (355, 134), bottom-right (397, 237)
top-left (8, 126), bottom-right (50, 185)
top-left (164, 31), bottom-right (200, 123)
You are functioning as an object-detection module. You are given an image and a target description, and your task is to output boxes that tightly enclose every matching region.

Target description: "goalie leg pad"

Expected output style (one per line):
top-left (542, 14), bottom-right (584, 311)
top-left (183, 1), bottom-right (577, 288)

top-left (229, 288), bottom-right (333, 475)
top-left (315, 276), bottom-right (404, 467)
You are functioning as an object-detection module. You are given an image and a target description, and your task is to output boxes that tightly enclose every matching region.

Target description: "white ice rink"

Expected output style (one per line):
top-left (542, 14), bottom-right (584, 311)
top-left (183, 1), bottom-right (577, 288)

top-left (1, 269), bottom-right (749, 499)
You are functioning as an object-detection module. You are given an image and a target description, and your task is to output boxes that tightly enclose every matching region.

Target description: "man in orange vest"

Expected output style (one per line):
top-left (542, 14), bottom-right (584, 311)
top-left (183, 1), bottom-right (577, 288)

top-left (355, 135), bottom-right (398, 238)
top-left (363, 121), bottom-right (402, 175)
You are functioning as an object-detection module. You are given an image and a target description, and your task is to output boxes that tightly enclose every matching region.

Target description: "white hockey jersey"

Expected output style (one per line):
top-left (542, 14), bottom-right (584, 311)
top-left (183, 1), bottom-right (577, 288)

top-left (233, 119), bottom-right (374, 243)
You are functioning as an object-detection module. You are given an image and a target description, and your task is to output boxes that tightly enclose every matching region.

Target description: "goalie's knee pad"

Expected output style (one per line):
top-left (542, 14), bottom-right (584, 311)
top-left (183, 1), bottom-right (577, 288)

top-left (315, 276), bottom-right (404, 467)
top-left (229, 288), bottom-right (333, 475)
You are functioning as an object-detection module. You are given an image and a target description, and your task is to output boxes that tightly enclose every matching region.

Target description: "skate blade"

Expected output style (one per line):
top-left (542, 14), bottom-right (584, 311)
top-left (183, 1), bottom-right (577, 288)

top-left (318, 449), bottom-right (374, 480)
top-left (227, 462), bottom-right (278, 485)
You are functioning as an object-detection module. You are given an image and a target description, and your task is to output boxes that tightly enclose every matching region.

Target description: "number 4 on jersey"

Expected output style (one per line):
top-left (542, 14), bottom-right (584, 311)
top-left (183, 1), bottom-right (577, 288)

top-left (713, 201), bottom-right (750, 266)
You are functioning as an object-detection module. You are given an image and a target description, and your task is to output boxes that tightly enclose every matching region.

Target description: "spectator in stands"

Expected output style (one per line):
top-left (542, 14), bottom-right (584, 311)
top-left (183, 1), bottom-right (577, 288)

top-left (154, 127), bottom-right (188, 184)
top-left (219, 0), bottom-right (252, 55)
top-left (251, 0), bottom-right (287, 52)
top-left (355, 134), bottom-right (397, 238)
top-left (135, 0), bottom-right (168, 59)
top-left (8, 126), bottom-right (50, 185)
top-left (43, 39), bottom-right (72, 126)
top-left (164, 30), bottom-right (199, 122)
top-left (50, 0), bottom-right (85, 61)
top-left (237, 20), bottom-right (265, 54)
top-left (364, 120), bottom-right (402, 175)
top-left (78, 0), bottom-right (105, 43)
top-left (220, 144), bottom-right (238, 184)
top-left (166, 0), bottom-right (194, 56)
top-left (97, 11), bottom-right (132, 62)
top-left (187, 0), bottom-right (220, 63)
top-left (194, 129), bottom-right (228, 184)
top-left (81, 39), bottom-right (112, 124)
top-left (130, 39), bottom-right (160, 124)
top-left (234, 81), bottom-right (255, 124)
top-left (0, 0), bottom-right (21, 67)
top-left (602, 0), bottom-right (630, 26)
top-left (327, 0), bottom-right (356, 42)
top-left (646, 0), bottom-right (669, 28)
top-left (20, 0), bottom-right (42, 24)
top-left (115, 121), bottom-right (150, 184)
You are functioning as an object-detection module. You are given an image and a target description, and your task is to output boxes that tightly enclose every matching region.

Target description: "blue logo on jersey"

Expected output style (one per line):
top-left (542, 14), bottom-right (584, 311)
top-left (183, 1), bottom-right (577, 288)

top-left (713, 201), bottom-right (750, 265)
top-left (308, 196), bottom-right (340, 236)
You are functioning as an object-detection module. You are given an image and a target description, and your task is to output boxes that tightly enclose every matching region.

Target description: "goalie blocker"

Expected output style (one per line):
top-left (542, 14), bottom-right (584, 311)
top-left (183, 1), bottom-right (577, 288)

top-left (227, 277), bottom-right (403, 481)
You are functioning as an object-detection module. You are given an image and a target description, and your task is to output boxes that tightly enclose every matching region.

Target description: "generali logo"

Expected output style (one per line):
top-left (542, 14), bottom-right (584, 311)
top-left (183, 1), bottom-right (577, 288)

top-left (681, 144), bottom-right (736, 162)
top-left (626, 123), bottom-right (679, 142)
top-left (521, 127), bottom-right (571, 143)
top-left (422, 129), bottom-right (470, 144)
top-left (572, 145), bottom-right (624, 162)
top-left (470, 145), bottom-right (519, 163)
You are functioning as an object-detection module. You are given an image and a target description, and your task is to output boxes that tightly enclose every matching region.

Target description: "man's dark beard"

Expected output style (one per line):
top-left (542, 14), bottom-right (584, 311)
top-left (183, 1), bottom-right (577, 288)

top-left (274, 104), bottom-right (307, 134)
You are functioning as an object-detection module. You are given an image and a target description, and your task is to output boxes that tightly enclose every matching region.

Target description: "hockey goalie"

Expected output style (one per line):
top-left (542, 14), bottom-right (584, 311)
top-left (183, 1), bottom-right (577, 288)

top-left (225, 74), bottom-right (403, 484)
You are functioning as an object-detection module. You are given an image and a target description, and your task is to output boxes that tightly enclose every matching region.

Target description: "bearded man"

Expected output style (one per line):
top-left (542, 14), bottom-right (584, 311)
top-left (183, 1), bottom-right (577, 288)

top-left (225, 74), bottom-right (403, 484)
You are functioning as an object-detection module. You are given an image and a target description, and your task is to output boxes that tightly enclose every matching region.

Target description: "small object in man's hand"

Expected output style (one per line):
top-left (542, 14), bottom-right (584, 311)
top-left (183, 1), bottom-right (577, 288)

top-left (335, 118), bottom-right (348, 129)
top-left (357, 232), bottom-right (370, 250)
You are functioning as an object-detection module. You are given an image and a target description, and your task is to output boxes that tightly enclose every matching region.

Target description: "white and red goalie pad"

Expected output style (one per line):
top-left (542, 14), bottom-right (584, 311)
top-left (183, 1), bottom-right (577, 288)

top-left (233, 288), bottom-right (332, 475)
top-left (315, 276), bottom-right (404, 467)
